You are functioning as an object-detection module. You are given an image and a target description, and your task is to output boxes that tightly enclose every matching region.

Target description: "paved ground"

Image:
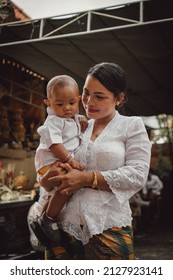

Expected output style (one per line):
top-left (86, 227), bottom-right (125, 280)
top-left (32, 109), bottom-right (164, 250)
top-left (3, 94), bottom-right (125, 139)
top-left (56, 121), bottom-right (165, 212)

top-left (134, 226), bottom-right (173, 260)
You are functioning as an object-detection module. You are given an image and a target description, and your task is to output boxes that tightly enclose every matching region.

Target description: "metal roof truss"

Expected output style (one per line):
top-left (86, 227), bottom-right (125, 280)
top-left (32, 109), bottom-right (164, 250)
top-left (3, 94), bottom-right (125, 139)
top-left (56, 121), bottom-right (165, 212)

top-left (0, 0), bottom-right (173, 47)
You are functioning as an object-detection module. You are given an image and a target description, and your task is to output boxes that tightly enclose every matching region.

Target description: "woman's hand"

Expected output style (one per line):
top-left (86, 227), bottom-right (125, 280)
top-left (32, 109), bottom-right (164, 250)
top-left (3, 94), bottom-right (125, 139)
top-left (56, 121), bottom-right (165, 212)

top-left (40, 161), bottom-right (67, 191)
top-left (48, 163), bottom-right (86, 195)
top-left (68, 158), bottom-right (85, 171)
top-left (78, 115), bottom-right (88, 132)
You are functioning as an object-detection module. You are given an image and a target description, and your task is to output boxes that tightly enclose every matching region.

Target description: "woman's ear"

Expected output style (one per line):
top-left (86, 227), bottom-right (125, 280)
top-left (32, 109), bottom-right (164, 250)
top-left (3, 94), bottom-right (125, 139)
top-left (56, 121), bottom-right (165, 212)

top-left (116, 92), bottom-right (125, 106)
top-left (44, 99), bottom-right (50, 107)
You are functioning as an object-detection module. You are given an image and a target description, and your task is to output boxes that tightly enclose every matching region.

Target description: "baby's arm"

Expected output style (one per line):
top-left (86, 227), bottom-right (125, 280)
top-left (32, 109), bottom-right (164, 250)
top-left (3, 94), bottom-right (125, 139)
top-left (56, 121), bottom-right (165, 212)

top-left (50, 144), bottom-right (84, 170)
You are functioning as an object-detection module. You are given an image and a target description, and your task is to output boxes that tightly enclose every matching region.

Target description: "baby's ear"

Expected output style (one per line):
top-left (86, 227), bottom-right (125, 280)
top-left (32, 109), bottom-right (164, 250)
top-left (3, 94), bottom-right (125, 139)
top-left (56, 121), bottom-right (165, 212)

top-left (44, 99), bottom-right (50, 107)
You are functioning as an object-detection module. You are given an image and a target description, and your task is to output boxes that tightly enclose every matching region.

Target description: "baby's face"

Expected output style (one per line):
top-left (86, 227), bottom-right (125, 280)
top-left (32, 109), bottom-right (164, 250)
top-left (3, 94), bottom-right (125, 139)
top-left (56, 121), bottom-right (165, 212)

top-left (49, 85), bottom-right (80, 118)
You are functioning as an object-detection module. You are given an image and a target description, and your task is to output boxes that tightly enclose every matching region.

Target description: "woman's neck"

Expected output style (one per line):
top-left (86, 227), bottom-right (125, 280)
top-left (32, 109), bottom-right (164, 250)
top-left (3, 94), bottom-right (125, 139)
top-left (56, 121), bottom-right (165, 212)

top-left (94, 110), bottom-right (116, 127)
top-left (91, 111), bottom-right (116, 141)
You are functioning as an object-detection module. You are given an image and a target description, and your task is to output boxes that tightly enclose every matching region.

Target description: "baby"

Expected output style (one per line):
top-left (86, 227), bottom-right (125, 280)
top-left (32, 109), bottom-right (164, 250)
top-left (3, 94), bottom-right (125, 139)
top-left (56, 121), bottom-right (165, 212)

top-left (30, 75), bottom-right (87, 247)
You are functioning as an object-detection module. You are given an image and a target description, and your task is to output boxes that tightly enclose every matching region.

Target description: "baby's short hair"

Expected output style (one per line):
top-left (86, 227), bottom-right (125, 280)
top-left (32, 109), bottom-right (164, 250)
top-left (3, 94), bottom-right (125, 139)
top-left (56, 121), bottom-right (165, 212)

top-left (46, 75), bottom-right (79, 98)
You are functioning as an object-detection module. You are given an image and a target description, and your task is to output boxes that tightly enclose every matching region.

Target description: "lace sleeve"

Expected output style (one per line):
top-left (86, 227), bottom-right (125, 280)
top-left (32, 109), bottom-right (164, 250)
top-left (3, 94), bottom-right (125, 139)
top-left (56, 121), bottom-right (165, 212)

top-left (100, 117), bottom-right (152, 204)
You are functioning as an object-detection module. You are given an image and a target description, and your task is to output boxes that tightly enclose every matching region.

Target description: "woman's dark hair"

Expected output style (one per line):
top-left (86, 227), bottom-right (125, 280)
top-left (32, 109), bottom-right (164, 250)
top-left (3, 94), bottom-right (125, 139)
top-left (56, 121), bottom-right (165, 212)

top-left (87, 62), bottom-right (126, 98)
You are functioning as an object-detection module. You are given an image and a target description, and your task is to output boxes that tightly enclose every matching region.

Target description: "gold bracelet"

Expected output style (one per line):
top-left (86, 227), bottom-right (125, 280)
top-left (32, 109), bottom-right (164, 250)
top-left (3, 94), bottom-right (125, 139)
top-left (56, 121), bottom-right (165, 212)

top-left (63, 153), bottom-right (71, 163)
top-left (92, 171), bottom-right (98, 189)
top-left (67, 157), bottom-right (73, 163)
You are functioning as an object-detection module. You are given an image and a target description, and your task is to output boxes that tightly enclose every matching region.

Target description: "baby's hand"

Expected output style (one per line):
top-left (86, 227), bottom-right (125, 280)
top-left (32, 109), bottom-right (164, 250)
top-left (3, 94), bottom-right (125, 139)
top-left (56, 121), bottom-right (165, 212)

top-left (79, 116), bottom-right (88, 132)
top-left (68, 158), bottom-right (85, 171)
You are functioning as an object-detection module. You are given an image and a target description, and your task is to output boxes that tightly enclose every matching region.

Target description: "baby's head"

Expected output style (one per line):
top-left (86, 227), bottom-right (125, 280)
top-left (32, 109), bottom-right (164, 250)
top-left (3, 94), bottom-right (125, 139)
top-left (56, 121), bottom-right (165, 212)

top-left (44, 75), bottom-right (80, 118)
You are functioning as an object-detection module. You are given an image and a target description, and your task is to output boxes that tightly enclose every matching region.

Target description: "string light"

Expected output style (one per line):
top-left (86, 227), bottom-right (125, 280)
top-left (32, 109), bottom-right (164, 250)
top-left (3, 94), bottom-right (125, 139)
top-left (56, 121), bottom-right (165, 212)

top-left (0, 57), bottom-right (46, 81)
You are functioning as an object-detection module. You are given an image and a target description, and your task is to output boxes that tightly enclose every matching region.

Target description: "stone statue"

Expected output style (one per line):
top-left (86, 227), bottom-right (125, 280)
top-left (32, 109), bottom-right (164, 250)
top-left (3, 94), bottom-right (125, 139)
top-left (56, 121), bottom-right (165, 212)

top-left (0, 105), bottom-right (10, 146)
top-left (11, 108), bottom-right (26, 148)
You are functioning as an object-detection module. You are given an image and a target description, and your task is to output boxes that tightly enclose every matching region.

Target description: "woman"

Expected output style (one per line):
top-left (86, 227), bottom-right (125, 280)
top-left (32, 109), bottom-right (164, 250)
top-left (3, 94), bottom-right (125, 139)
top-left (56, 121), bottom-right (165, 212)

top-left (39, 62), bottom-right (151, 260)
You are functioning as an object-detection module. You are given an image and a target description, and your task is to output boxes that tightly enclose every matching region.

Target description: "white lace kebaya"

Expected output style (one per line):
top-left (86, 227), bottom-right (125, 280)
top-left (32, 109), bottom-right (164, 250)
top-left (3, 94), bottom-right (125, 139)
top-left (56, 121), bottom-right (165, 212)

top-left (58, 111), bottom-right (152, 245)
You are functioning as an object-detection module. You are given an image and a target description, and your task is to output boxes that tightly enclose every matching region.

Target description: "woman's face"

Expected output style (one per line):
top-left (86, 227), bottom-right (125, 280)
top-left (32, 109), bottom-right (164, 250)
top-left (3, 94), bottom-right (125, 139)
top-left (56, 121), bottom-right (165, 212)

top-left (82, 75), bottom-right (118, 121)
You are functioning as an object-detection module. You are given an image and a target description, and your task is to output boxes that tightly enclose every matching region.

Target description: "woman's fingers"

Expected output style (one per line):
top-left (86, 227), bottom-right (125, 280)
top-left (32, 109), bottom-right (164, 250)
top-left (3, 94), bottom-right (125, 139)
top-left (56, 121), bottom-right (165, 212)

top-left (60, 187), bottom-right (71, 196)
top-left (59, 162), bottom-right (73, 172)
top-left (57, 182), bottom-right (73, 196)
top-left (47, 163), bottom-right (82, 194)
top-left (47, 163), bottom-right (71, 182)
top-left (48, 174), bottom-right (65, 182)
